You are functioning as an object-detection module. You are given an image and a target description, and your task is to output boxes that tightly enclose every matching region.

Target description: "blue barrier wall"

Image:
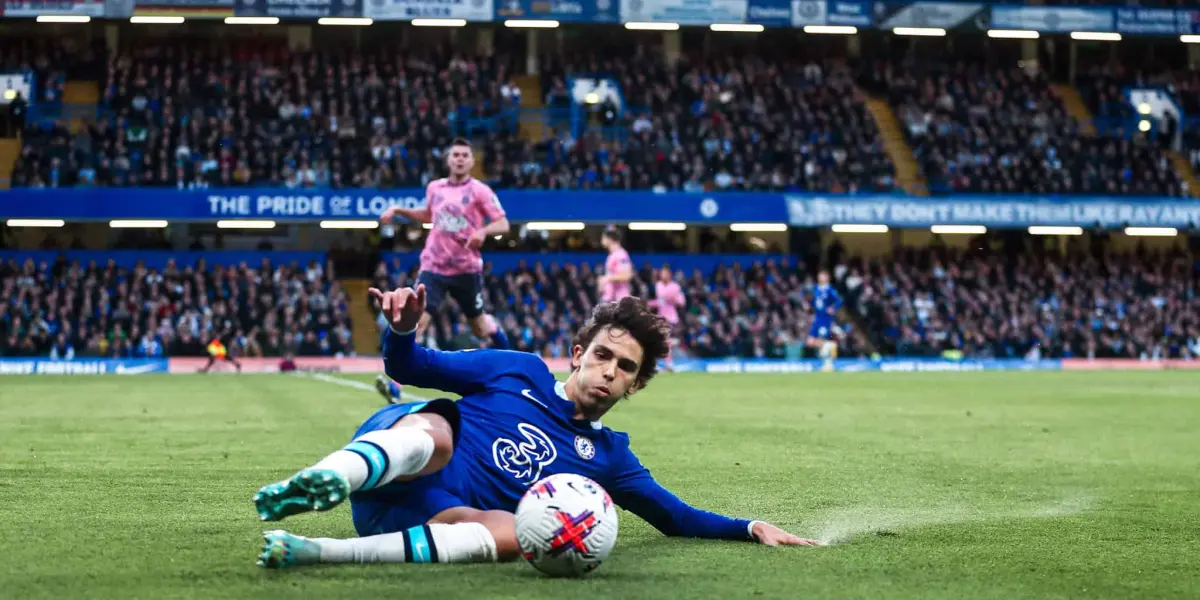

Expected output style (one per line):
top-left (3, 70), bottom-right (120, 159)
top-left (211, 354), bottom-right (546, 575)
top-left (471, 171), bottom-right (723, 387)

top-left (0, 251), bottom-right (329, 271)
top-left (1, 251), bottom-right (795, 274)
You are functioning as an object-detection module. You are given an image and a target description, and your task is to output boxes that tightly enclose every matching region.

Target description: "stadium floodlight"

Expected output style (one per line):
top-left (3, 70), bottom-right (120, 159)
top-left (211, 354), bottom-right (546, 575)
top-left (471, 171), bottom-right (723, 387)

top-left (710, 23), bottom-right (764, 33)
top-left (6, 219), bottom-right (65, 227)
top-left (1028, 226), bottom-right (1083, 236)
top-left (628, 222), bottom-right (687, 231)
top-left (831, 224), bottom-right (889, 233)
top-left (504, 19), bottom-right (559, 28)
top-left (317, 17), bottom-right (372, 26)
top-left (804, 25), bottom-right (857, 35)
top-left (225, 16), bottom-right (279, 24)
top-left (216, 220), bottom-right (276, 229)
top-left (36, 15), bottom-right (90, 22)
top-left (110, 220), bottom-right (169, 228)
top-left (422, 223), bottom-right (433, 229)
top-left (130, 16), bottom-right (185, 24)
top-left (987, 29), bottom-right (1039, 39)
top-left (931, 225), bottom-right (987, 235)
top-left (1137, 103), bottom-right (1152, 115)
top-left (1182, 35), bottom-right (1200, 44)
top-left (525, 221), bottom-right (586, 231)
top-left (624, 22), bottom-right (679, 31)
top-left (320, 220), bottom-right (379, 229)
top-left (1070, 32), bottom-right (1121, 42)
top-left (1124, 227), bottom-right (1178, 237)
top-left (729, 222), bottom-right (788, 232)
top-left (893, 27), bottom-right (946, 37)
top-left (1138, 120), bottom-right (1152, 132)
top-left (411, 18), bottom-right (467, 27)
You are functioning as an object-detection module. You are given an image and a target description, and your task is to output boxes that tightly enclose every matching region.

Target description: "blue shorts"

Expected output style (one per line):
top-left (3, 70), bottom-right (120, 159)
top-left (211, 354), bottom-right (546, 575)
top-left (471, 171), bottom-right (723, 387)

top-left (349, 399), bottom-right (465, 536)
top-left (809, 320), bottom-right (834, 340)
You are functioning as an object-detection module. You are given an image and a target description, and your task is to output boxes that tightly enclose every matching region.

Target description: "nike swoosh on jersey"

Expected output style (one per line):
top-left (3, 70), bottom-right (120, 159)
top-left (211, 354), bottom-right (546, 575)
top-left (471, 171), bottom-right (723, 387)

top-left (520, 388), bottom-right (549, 409)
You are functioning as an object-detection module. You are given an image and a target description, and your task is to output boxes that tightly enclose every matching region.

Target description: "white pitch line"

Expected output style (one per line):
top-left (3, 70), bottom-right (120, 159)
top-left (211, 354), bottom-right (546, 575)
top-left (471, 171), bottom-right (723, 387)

top-left (300, 371), bottom-right (432, 402)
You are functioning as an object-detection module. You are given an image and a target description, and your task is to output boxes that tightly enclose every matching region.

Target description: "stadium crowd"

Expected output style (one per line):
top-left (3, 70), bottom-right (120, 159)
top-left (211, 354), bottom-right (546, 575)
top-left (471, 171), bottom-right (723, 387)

top-left (373, 255), bottom-right (871, 360)
top-left (12, 41), bottom-right (520, 189)
top-left (0, 255), bottom-right (354, 359)
top-left (485, 52), bottom-right (896, 193)
top-left (843, 247), bottom-right (1200, 360)
top-left (9, 40), bottom-right (900, 193)
top-left (862, 60), bottom-right (1186, 197)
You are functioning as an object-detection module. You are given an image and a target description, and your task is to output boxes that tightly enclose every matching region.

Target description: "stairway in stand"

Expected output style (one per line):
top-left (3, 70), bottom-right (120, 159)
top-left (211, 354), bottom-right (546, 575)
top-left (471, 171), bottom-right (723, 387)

top-left (1167, 150), bottom-right (1200, 198)
top-left (863, 95), bottom-right (928, 196)
top-left (0, 138), bottom-right (20, 190)
top-left (343, 278), bottom-right (382, 356)
top-left (63, 81), bottom-right (100, 133)
top-left (1051, 83), bottom-right (1096, 136)
top-left (515, 74), bottom-right (547, 143)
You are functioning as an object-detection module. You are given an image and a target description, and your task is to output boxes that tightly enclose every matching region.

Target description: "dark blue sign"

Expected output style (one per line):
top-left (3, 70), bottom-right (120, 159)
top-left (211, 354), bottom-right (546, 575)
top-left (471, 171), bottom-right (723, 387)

top-left (0, 189), bottom-right (789, 224)
top-left (746, 0), bottom-right (790, 26)
top-left (1115, 8), bottom-right (1180, 35)
top-left (234, 0), bottom-right (362, 17)
top-left (785, 195), bottom-right (1200, 228)
top-left (494, 0), bottom-right (617, 23)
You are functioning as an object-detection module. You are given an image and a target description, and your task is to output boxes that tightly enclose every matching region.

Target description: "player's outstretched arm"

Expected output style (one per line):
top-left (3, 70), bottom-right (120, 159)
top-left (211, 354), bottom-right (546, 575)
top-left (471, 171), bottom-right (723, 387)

top-left (606, 448), bottom-right (821, 546)
top-left (370, 285), bottom-right (514, 396)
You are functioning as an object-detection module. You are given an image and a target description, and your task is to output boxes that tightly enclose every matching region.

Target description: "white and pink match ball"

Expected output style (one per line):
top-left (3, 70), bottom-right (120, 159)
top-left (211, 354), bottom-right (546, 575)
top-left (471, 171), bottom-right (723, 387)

top-left (515, 473), bottom-right (619, 577)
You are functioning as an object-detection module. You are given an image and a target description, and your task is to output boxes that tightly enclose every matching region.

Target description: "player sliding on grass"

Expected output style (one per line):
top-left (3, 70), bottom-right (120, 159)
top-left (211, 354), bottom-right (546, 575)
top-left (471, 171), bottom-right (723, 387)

top-left (253, 286), bottom-right (819, 568)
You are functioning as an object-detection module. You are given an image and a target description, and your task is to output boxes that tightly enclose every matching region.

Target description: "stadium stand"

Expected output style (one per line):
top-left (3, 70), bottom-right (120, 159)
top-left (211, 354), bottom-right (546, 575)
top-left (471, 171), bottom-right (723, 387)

top-left (0, 254), bottom-right (354, 359)
top-left (845, 247), bottom-right (1200, 360)
top-left (488, 52), bottom-right (897, 193)
top-left (9, 41), bottom-right (897, 194)
top-left (863, 60), bottom-right (1187, 197)
top-left (11, 40), bottom-right (519, 189)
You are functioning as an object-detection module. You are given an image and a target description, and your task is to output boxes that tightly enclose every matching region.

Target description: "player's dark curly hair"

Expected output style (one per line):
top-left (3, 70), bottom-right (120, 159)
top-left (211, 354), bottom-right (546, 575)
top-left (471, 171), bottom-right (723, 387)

top-left (571, 296), bottom-right (671, 393)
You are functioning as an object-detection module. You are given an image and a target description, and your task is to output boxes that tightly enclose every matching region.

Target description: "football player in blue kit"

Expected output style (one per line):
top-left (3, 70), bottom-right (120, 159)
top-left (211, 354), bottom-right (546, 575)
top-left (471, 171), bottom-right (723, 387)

top-left (807, 270), bottom-right (843, 361)
top-left (253, 285), bottom-right (819, 568)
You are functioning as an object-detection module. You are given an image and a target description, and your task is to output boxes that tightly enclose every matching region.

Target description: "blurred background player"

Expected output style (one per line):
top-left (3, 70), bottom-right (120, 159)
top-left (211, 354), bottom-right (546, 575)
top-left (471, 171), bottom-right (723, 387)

top-left (376, 137), bottom-right (510, 402)
top-left (200, 326), bottom-right (242, 373)
top-left (650, 265), bottom-right (685, 371)
top-left (806, 271), bottom-right (843, 365)
top-left (598, 226), bottom-right (632, 302)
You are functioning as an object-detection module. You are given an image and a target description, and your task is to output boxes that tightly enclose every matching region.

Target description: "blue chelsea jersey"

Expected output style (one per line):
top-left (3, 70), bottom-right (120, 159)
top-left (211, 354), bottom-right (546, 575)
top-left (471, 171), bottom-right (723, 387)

top-left (381, 328), bottom-right (754, 541)
top-left (813, 284), bottom-right (842, 321)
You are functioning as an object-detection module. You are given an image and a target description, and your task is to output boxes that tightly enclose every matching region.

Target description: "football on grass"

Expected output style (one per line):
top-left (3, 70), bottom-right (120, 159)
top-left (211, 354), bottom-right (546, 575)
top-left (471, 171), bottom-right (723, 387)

top-left (515, 473), bottom-right (618, 577)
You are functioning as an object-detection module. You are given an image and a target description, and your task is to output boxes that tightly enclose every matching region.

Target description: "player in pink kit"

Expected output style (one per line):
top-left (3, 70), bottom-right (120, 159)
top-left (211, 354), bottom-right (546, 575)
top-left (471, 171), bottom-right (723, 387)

top-left (651, 265), bottom-right (685, 371)
top-left (598, 227), bottom-right (633, 302)
top-left (652, 265), bottom-right (685, 325)
top-left (379, 137), bottom-right (511, 352)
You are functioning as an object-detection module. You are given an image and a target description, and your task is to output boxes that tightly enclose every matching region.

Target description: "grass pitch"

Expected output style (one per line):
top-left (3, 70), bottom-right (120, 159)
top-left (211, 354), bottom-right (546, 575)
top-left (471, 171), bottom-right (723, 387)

top-left (1, 371), bottom-right (1197, 600)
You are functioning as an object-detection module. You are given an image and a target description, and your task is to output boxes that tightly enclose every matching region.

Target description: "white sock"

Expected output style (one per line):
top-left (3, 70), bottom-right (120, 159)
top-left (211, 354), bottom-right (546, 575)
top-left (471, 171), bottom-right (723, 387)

top-left (310, 428), bottom-right (435, 492)
top-left (315, 522), bottom-right (498, 564)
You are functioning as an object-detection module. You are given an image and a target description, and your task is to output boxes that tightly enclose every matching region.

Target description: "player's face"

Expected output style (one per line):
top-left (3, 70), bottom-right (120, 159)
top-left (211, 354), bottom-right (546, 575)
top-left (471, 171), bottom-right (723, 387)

top-left (447, 145), bottom-right (474, 177)
top-left (818, 272), bottom-right (830, 286)
top-left (570, 326), bottom-right (644, 420)
top-left (659, 267), bottom-right (671, 282)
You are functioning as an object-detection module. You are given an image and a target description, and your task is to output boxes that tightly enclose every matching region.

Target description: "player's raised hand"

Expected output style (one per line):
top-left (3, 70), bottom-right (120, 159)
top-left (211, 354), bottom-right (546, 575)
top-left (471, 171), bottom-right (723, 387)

top-left (752, 521), bottom-right (823, 547)
top-left (368, 284), bottom-right (426, 333)
top-left (379, 206), bottom-right (399, 224)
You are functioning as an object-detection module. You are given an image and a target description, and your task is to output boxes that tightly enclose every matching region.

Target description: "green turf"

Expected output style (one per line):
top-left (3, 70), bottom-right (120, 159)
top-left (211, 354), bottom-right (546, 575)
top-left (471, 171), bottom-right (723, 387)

top-left (1, 372), bottom-right (1198, 599)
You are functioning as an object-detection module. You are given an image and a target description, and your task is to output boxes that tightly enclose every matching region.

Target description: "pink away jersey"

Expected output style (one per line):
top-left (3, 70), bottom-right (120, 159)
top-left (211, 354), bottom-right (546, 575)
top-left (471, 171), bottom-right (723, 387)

top-left (653, 280), bottom-right (685, 325)
top-left (602, 248), bottom-right (632, 302)
top-left (419, 177), bottom-right (505, 276)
